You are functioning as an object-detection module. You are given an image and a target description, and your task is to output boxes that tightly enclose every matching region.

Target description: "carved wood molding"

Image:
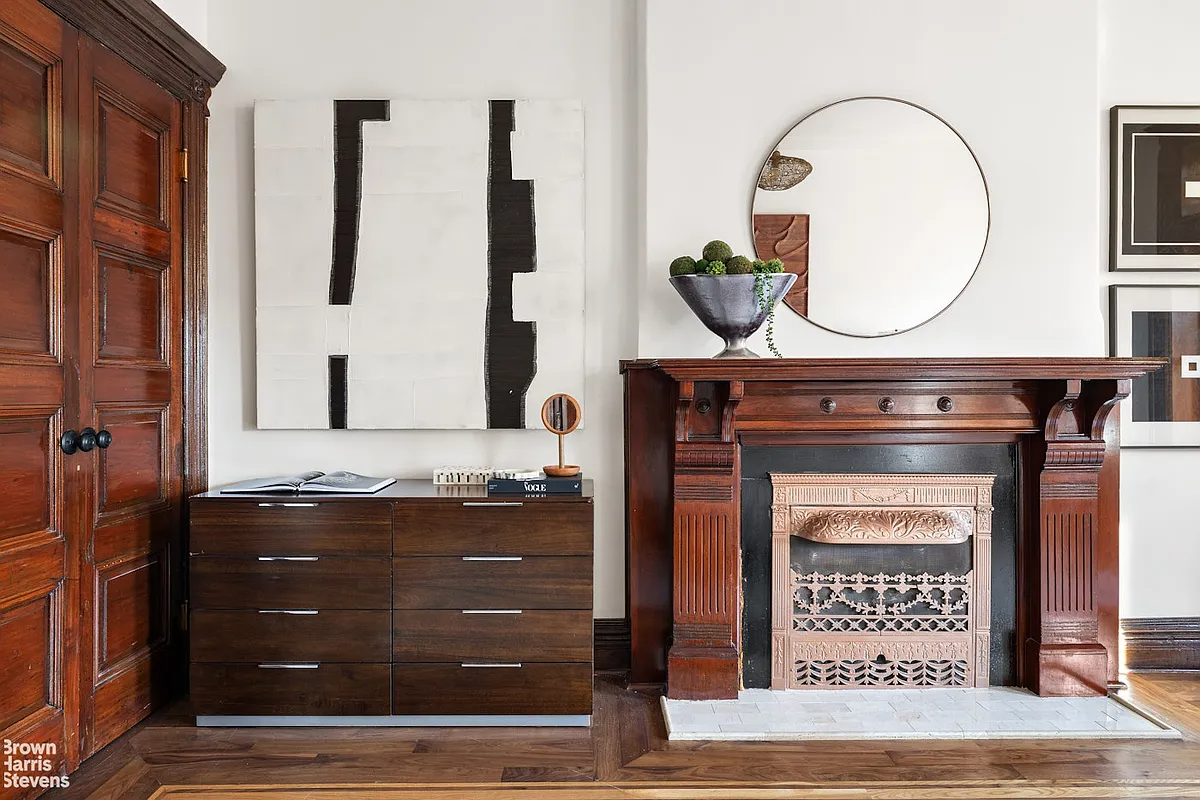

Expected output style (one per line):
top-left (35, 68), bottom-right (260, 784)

top-left (41, 0), bottom-right (225, 101)
top-left (793, 638), bottom-right (971, 662)
top-left (788, 508), bottom-right (973, 544)
top-left (771, 473), bottom-right (993, 545)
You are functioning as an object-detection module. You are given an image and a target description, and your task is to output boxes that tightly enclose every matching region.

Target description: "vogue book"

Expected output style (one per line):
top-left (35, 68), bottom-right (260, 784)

top-left (487, 475), bottom-right (582, 495)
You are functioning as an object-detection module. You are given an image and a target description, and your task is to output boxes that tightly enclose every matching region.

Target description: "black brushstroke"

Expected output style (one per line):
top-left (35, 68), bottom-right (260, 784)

top-left (484, 99), bottom-right (537, 429)
top-left (328, 355), bottom-right (348, 429)
top-left (330, 99), bottom-right (390, 305)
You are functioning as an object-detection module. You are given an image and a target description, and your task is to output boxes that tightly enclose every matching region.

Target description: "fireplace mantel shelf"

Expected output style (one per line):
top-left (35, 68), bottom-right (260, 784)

top-left (622, 357), bottom-right (1165, 382)
top-left (622, 356), bottom-right (1165, 702)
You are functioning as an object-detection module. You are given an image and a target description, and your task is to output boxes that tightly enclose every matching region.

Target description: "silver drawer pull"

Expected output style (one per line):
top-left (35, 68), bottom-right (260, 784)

top-left (258, 663), bottom-right (319, 669)
top-left (461, 556), bottom-right (522, 562)
top-left (461, 501), bottom-right (523, 507)
top-left (257, 609), bottom-right (318, 615)
top-left (256, 502), bottom-right (319, 508)
top-left (257, 556), bottom-right (320, 562)
top-left (462, 609), bottom-right (522, 614)
top-left (461, 663), bottom-right (522, 668)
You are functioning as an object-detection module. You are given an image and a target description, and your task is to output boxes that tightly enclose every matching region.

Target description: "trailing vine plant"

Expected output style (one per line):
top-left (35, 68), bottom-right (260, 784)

top-left (753, 258), bottom-right (785, 357)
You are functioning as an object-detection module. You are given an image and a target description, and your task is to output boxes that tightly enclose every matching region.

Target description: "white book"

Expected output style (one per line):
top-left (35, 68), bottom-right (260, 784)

top-left (219, 471), bottom-right (396, 494)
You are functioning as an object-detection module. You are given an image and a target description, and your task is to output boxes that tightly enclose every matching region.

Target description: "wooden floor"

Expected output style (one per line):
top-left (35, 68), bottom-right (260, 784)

top-left (48, 673), bottom-right (1200, 799)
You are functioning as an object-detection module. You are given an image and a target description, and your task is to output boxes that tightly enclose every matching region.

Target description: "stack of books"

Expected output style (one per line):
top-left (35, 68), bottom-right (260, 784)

top-left (486, 473), bottom-right (583, 495)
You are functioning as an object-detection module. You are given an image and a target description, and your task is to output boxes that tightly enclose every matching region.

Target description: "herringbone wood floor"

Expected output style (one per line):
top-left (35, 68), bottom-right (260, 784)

top-left (46, 673), bottom-right (1200, 799)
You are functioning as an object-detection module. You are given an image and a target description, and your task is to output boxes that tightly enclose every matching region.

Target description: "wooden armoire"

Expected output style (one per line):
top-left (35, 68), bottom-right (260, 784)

top-left (0, 0), bottom-right (222, 781)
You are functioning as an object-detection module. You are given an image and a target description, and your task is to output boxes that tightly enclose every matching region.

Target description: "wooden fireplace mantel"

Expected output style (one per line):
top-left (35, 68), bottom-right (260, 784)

top-left (621, 357), bottom-right (1165, 700)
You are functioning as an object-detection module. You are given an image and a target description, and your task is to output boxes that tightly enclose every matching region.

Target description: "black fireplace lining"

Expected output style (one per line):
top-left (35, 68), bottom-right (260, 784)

top-left (740, 443), bottom-right (1019, 689)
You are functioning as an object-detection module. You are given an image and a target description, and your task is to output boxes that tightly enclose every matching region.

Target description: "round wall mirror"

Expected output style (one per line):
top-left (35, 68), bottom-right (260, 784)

top-left (752, 97), bottom-right (990, 337)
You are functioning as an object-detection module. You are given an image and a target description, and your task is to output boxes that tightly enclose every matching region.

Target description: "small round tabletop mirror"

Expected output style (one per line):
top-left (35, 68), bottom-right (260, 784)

top-left (752, 97), bottom-right (990, 337)
top-left (541, 393), bottom-right (581, 477)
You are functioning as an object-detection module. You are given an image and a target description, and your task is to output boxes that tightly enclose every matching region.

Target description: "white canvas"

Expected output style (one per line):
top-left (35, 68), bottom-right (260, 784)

top-left (253, 99), bottom-right (585, 430)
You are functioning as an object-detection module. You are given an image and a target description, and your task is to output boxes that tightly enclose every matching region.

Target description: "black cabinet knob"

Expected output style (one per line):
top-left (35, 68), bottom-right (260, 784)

top-left (60, 430), bottom-right (80, 455)
top-left (819, 397), bottom-right (836, 414)
top-left (97, 429), bottom-right (112, 448)
top-left (879, 397), bottom-right (895, 414)
top-left (78, 427), bottom-right (98, 452)
top-left (937, 396), bottom-right (954, 413)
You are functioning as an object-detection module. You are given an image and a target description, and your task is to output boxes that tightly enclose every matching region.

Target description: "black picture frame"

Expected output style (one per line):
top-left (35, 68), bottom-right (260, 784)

top-left (1110, 105), bottom-right (1200, 272)
top-left (1110, 284), bottom-right (1200, 446)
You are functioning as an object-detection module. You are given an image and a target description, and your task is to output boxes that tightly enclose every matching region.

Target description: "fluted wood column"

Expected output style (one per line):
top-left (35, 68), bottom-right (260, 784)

top-left (1029, 379), bottom-right (1129, 696)
top-left (667, 380), bottom-right (742, 699)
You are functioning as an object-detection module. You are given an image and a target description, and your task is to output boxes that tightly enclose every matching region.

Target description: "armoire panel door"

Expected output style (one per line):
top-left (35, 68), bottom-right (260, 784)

top-left (0, 0), bottom-right (76, 783)
top-left (77, 36), bottom-right (183, 759)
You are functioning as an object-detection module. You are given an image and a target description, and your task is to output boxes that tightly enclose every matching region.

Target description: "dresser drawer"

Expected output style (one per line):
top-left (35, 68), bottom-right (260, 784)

top-left (393, 556), bottom-right (590, 609)
top-left (191, 556), bottom-right (391, 609)
top-left (191, 610), bottom-right (391, 663)
top-left (392, 663), bottom-right (592, 715)
top-left (393, 501), bottom-right (592, 556)
top-left (190, 501), bottom-right (391, 556)
top-left (191, 663), bottom-right (391, 716)
top-left (393, 609), bottom-right (591, 662)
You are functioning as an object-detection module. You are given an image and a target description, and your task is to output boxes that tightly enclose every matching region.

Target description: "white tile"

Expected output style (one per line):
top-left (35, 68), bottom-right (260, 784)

top-left (662, 688), bottom-right (1179, 742)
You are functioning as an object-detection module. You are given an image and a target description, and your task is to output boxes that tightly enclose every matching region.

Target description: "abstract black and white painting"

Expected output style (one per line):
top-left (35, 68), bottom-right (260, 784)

top-left (1111, 105), bottom-right (1200, 271)
top-left (253, 99), bottom-right (585, 429)
top-left (1110, 285), bottom-right (1200, 446)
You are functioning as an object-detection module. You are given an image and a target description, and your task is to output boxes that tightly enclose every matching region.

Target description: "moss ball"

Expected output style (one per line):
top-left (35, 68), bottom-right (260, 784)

top-left (702, 240), bottom-right (734, 263)
top-left (765, 258), bottom-right (785, 272)
top-left (726, 255), bottom-right (753, 274)
top-left (694, 258), bottom-right (711, 274)
top-left (669, 255), bottom-right (697, 276)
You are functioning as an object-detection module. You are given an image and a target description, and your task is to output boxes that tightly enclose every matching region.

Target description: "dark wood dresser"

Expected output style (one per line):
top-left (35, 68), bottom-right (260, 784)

top-left (188, 480), bottom-right (593, 726)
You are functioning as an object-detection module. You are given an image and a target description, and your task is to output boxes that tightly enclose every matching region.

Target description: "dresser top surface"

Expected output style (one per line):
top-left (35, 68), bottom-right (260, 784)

top-left (192, 478), bottom-right (594, 502)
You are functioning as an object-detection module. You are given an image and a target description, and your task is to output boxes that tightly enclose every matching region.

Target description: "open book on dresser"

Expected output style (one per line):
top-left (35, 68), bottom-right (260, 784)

top-left (218, 470), bottom-right (396, 494)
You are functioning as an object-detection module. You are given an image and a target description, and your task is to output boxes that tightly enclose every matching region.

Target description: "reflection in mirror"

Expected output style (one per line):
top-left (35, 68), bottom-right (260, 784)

top-left (543, 394), bottom-right (581, 434)
top-left (541, 393), bottom-right (581, 476)
top-left (752, 97), bottom-right (989, 337)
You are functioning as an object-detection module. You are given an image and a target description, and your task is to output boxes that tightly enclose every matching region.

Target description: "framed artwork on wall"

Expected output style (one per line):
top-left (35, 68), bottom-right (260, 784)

top-left (1111, 105), bottom-right (1200, 271)
top-left (252, 98), bottom-right (586, 430)
top-left (1110, 284), bottom-right (1200, 446)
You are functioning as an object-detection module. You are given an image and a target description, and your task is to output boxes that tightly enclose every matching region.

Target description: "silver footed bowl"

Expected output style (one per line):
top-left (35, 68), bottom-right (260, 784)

top-left (669, 272), bottom-right (798, 358)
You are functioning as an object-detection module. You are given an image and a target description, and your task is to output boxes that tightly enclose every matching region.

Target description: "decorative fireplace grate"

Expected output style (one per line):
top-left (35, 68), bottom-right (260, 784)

top-left (770, 474), bottom-right (994, 690)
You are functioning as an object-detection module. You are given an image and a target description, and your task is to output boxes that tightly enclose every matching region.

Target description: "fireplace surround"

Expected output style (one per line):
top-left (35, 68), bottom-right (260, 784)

top-left (621, 358), bottom-right (1163, 700)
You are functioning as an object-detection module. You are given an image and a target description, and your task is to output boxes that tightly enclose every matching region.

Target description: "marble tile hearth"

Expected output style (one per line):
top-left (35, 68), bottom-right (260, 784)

top-left (662, 687), bottom-right (1179, 741)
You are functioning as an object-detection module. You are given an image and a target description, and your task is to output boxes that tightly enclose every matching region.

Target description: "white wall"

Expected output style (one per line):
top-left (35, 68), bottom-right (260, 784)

top-left (1101, 0), bottom-right (1200, 617)
top-left (204, 0), bottom-right (638, 617)
top-left (152, 0), bottom-right (207, 46)
top-left (642, 0), bottom-right (1104, 358)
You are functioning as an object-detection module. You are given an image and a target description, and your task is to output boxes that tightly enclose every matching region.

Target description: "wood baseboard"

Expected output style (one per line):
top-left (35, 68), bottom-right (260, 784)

top-left (594, 618), bottom-right (630, 674)
top-left (1122, 617), bottom-right (1200, 671)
